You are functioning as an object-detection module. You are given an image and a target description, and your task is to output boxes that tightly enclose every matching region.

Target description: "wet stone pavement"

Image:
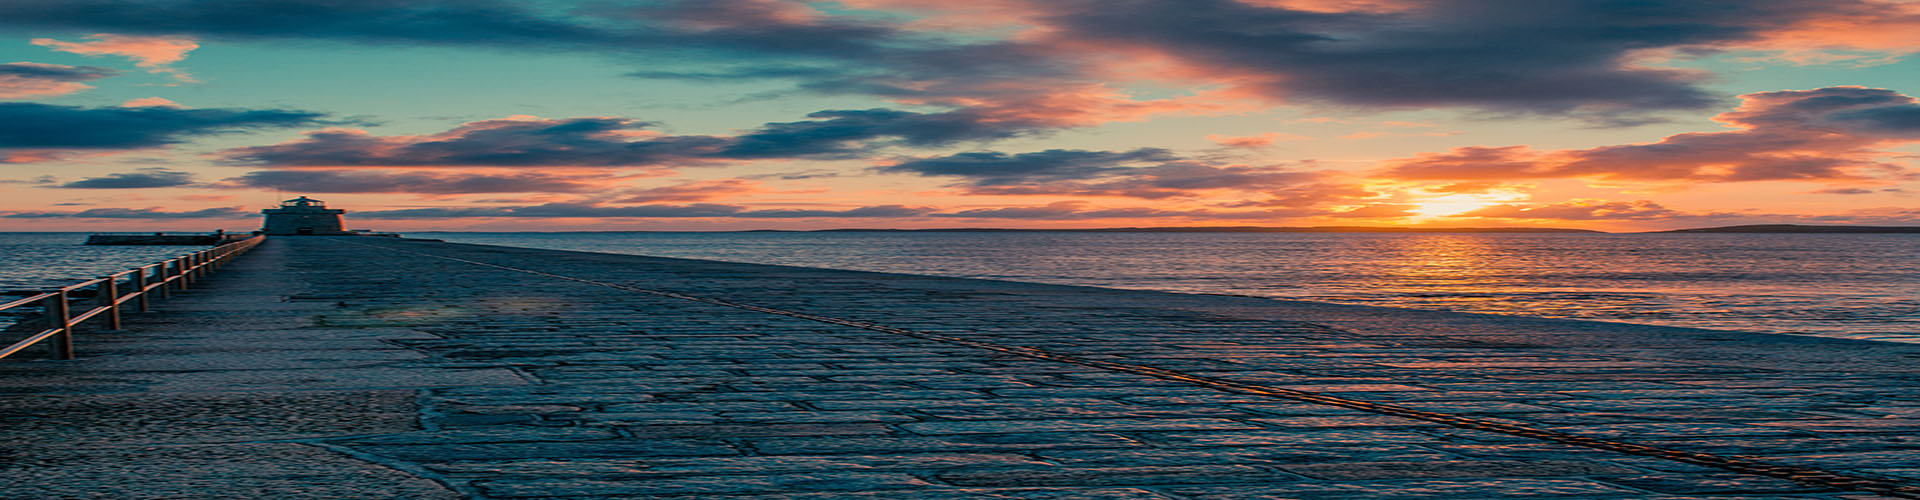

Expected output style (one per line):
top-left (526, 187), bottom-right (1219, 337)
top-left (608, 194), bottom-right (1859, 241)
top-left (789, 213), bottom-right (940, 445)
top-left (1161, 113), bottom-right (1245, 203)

top-left (3, 236), bottom-right (1919, 499)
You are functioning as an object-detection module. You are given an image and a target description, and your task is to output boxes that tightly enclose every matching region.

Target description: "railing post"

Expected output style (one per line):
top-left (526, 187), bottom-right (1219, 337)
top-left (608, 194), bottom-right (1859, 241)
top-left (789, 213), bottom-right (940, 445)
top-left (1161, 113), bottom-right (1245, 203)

top-left (44, 290), bottom-right (73, 360)
top-left (98, 276), bottom-right (121, 330)
top-left (170, 259), bottom-right (186, 292)
top-left (134, 268), bottom-right (151, 312)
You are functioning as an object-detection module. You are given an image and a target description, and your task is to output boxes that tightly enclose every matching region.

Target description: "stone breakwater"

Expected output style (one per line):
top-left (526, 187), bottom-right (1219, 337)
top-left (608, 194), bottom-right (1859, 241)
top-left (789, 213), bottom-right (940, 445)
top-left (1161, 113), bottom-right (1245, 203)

top-left (3, 237), bottom-right (1919, 499)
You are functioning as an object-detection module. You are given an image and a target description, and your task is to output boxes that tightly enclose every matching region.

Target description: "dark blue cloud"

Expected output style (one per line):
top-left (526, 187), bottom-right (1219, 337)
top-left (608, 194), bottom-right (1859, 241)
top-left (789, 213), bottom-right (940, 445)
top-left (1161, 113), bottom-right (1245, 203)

top-left (1, 206), bottom-right (242, 218)
top-left (720, 109), bottom-right (1033, 158)
top-left (611, 0), bottom-right (1867, 116)
top-left (1, 63), bottom-right (118, 98)
top-left (225, 170), bottom-right (608, 194)
top-left (1830, 104), bottom-right (1920, 132)
top-left (1028, 0), bottom-right (1819, 113)
top-left (57, 168), bottom-right (194, 188)
top-left (225, 118), bottom-right (723, 167)
top-left (0, 0), bottom-right (956, 71)
top-left (0, 102), bottom-right (324, 149)
top-left (226, 109), bottom-right (1042, 167)
top-left (0, 0), bottom-right (614, 47)
top-left (881, 149), bottom-right (1178, 182)
top-left (351, 202), bottom-right (933, 219)
top-left (882, 148), bottom-right (1325, 199)
top-left (624, 65), bottom-right (844, 81)
top-left (0, 62), bottom-right (116, 81)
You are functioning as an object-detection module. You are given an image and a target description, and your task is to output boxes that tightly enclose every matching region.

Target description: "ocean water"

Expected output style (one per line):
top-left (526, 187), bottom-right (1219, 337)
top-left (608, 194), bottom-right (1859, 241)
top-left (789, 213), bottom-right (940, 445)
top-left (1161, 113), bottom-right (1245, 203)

top-left (423, 231), bottom-right (1920, 343)
top-left (0, 233), bottom-right (206, 291)
top-left (4, 231), bottom-right (1914, 343)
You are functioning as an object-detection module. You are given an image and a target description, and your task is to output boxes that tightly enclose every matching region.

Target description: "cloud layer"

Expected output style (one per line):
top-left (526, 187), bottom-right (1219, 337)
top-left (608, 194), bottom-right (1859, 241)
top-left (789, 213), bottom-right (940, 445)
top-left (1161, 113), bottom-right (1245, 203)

top-left (1387, 86), bottom-right (1920, 183)
top-left (58, 168), bottom-right (194, 188)
top-left (883, 148), bottom-right (1329, 199)
top-left (5, 0), bottom-right (1914, 121)
top-left (224, 170), bottom-right (613, 194)
top-left (224, 109), bottom-right (1038, 167)
top-left (0, 102), bottom-right (323, 151)
top-left (353, 202), bottom-right (933, 219)
top-left (0, 62), bottom-right (116, 98)
top-left (1, 206), bottom-right (241, 219)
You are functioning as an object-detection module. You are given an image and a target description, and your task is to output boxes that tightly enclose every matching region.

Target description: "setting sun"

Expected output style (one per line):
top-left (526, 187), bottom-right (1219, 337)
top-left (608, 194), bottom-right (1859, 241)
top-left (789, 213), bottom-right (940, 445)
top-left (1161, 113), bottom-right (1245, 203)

top-left (1406, 194), bottom-right (1511, 219)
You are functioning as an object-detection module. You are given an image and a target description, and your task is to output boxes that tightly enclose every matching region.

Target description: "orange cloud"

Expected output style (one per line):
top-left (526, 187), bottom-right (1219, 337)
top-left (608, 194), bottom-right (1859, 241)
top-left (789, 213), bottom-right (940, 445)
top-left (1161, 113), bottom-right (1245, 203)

top-left (1328, 203), bottom-right (1418, 218)
top-left (895, 81), bottom-right (1250, 128)
top-left (1419, 181), bottom-right (1531, 195)
top-left (1386, 86), bottom-right (1920, 184)
top-left (0, 76), bottom-right (89, 99)
top-left (1731, 1), bottom-right (1920, 65)
top-left (1234, 0), bottom-right (1420, 13)
top-left (32, 34), bottom-right (196, 66)
top-left (1, 150), bottom-right (71, 163)
top-left (637, 0), bottom-right (826, 30)
top-left (32, 34), bottom-right (198, 81)
top-left (120, 97), bottom-right (182, 108)
top-left (0, 62), bottom-right (114, 99)
top-left (1207, 132), bottom-right (1311, 148)
top-left (1457, 200), bottom-right (1687, 220)
top-left (614, 179), bottom-right (763, 203)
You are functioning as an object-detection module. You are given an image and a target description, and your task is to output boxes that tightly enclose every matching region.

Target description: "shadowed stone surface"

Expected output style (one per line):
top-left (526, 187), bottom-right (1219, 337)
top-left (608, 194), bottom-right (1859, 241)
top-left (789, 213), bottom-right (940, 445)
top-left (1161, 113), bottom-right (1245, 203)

top-left (0, 443), bottom-right (458, 499)
top-left (4, 236), bottom-right (1918, 499)
top-left (0, 390), bottom-right (417, 445)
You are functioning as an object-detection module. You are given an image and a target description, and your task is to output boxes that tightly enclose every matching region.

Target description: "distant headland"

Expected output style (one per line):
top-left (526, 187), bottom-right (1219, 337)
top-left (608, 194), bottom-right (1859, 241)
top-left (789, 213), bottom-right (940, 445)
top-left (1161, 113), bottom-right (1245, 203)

top-left (428, 224), bottom-right (1920, 234)
top-left (1654, 224), bottom-right (1920, 233)
top-left (766, 224), bottom-right (1916, 234)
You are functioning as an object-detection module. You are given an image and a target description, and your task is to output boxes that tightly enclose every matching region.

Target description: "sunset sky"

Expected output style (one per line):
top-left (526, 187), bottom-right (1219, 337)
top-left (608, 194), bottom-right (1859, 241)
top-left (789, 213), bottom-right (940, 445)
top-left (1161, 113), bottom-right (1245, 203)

top-left (2, 0), bottom-right (1918, 232)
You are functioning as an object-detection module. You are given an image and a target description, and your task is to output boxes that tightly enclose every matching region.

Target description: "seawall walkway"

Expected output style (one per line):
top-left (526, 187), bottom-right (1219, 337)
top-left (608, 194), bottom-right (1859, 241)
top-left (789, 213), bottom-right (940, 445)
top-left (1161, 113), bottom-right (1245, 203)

top-left (3, 237), bottom-right (1919, 499)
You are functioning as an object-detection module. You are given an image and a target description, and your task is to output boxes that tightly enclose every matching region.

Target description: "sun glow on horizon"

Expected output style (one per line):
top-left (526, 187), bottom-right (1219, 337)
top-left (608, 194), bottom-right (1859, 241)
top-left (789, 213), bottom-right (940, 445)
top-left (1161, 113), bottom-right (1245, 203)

top-left (1405, 194), bottom-right (1513, 219)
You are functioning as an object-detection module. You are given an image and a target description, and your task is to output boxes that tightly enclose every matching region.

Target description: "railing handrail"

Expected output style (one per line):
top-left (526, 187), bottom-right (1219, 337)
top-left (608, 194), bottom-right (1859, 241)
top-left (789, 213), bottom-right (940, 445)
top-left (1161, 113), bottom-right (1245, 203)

top-left (0, 234), bottom-right (266, 360)
top-left (0, 293), bottom-right (54, 311)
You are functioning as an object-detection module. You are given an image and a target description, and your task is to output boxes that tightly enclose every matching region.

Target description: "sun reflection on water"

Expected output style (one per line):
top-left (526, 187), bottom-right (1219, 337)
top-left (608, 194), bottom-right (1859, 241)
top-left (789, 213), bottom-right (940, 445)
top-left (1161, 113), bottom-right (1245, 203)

top-left (428, 232), bottom-right (1920, 343)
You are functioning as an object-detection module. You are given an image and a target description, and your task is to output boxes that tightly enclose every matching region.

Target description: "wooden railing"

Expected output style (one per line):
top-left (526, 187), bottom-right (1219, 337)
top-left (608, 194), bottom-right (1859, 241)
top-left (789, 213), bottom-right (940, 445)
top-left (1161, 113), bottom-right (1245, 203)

top-left (0, 235), bottom-right (266, 360)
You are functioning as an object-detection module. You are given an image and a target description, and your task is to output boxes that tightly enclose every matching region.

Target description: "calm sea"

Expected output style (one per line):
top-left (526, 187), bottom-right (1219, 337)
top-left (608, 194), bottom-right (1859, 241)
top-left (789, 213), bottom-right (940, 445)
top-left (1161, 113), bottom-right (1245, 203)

top-left (0, 233), bottom-right (206, 291)
top-left (4, 231), bottom-right (1914, 343)
top-left (424, 231), bottom-right (1920, 343)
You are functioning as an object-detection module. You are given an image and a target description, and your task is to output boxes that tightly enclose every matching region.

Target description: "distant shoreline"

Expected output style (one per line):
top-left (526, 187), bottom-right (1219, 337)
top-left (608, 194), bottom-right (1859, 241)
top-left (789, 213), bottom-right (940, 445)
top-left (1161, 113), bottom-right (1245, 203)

top-left (1651, 224), bottom-right (1920, 234)
top-left (412, 224), bottom-right (1918, 234)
